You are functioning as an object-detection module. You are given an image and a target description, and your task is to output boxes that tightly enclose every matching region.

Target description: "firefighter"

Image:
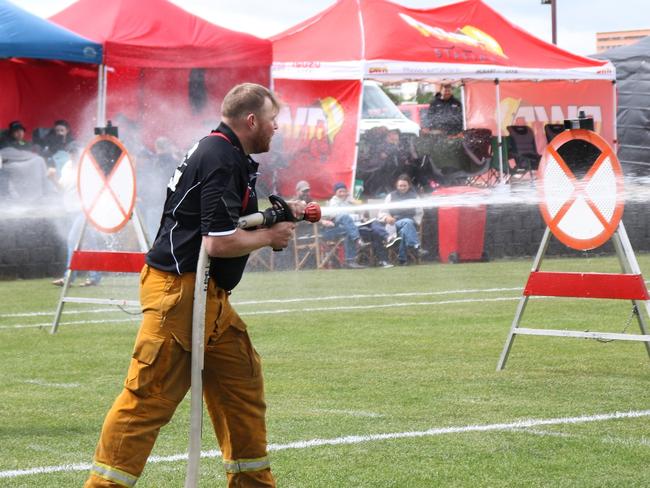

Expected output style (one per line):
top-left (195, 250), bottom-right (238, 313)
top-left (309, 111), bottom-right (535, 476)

top-left (85, 83), bottom-right (304, 487)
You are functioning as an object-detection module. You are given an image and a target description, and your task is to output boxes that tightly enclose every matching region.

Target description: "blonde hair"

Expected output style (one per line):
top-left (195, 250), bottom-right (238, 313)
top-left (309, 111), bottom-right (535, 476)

top-left (221, 83), bottom-right (279, 120)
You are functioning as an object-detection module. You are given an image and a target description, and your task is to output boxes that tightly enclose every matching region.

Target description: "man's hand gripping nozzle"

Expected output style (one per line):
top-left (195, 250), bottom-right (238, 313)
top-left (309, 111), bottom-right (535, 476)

top-left (237, 194), bottom-right (321, 249)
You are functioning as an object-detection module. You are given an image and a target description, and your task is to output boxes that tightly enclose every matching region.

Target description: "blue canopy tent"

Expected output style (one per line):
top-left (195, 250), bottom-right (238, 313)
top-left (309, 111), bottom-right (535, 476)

top-left (0, 0), bottom-right (103, 142)
top-left (0, 0), bottom-right (101, 63)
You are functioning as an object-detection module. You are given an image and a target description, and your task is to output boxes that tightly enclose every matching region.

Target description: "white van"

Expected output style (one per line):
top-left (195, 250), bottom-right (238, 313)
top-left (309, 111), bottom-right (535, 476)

top-left (360, 80), bottom-right (421, 136)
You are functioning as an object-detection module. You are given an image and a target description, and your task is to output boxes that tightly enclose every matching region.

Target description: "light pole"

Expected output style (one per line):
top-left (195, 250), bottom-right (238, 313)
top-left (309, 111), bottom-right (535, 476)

top-left (541, 0), bottom-right (557, 45)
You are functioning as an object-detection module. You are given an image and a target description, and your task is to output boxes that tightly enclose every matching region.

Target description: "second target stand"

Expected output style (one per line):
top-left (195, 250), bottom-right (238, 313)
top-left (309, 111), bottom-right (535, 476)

top-left (497, 128), bottom-right (650, 370)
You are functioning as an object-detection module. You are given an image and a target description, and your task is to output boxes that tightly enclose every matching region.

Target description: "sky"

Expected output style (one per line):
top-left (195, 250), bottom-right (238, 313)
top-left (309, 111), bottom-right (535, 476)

top-left (12, 0), bottom-right (649, 56)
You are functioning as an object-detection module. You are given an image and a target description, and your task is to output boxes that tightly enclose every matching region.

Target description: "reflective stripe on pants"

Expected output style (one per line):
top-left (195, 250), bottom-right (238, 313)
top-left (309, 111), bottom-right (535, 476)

top-left (223, 456), bottom-right (271, 474)
top-left (85, 265), bottom-right (275, 488)
top-left (90, 461), bottom-right (137, 487)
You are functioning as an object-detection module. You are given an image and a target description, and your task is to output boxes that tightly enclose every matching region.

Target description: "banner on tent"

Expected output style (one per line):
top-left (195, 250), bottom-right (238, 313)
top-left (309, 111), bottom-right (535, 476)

top-left (465, 80), bottom-right (615, 147)
top-left (273, 79), bottom-right (362, 199)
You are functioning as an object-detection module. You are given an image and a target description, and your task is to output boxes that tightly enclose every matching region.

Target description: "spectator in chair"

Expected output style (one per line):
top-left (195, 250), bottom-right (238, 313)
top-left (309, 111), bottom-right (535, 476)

top-left (379, 174), bottom-right (428, 266)
top-left (43, 120), bottom-right (75, 155)
top-left (0, 121), bottom-right (57, 200)
top-left (294, 180), bottom-right (313, 203)
top-left (320, 182), bottom-right (370, 269)
top-left (2, 121), bottom-right (36, 151)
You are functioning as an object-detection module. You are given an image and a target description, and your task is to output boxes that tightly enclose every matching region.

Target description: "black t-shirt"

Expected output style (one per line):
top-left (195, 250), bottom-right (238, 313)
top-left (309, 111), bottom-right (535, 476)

top-left (427, 94), bottom-right (463, 135)
top-left (146, 123), bottom-right (258, 291)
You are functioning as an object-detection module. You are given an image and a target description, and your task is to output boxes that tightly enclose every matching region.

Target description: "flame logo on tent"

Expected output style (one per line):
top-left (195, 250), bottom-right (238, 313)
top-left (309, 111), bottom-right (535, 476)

top-left (320, 96), bottom-right (344, 143)
top-left (277, 97), bottom-right (344, 143)
top-left (399, 13), bottom-right (507, 59)
top-left (500, 97), bottom-right (522, 128)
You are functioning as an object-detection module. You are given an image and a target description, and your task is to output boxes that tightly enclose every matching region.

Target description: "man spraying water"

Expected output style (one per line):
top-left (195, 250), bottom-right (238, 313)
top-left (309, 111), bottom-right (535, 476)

top-left (84, 83), bottom-right (316, 488)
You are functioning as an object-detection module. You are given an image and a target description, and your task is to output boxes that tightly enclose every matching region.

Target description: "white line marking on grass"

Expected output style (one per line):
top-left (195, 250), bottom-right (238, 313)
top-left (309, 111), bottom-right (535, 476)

top-left (24, 379), bottom-right (80, 389)
top-left (0, 297), bottom-right (522, 329)
top-left (0, 307), bottom-right (138, 318)
top-left (0, 287), bottom-right (520, 320)
top-left (239, 296), bottom-right (520, 316)
top-left (0, 317), bottom-right (141, 330)
top-left (2, 409), bottom-right (649, 480)
top-left (233, 287), bottom-right (521, 306)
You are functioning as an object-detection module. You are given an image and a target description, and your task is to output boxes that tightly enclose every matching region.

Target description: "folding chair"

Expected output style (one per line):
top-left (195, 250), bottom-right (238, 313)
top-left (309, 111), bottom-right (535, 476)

top-left (461, 128), bottom-right (493, 187)
top-left (415, 130), bottom-right (492, 187)
top-left (506, 125), bottom-right (541, 179)
top-left (385, 231), bottom-right (425, 265)
top-left (414, 133), bottom-right (466, 187)
top-left (486, 135), bottom-right (511, 185)
top-left (316, 226), bottom-right (346, 269)
top-left (293, 222), bottom-right (319, 270)
top-left (247, 247), bottom-right (274, 271)
top-left (544, 123), bottom-right (565, 143)
top-left (293, 223), bottom-right (346, 270)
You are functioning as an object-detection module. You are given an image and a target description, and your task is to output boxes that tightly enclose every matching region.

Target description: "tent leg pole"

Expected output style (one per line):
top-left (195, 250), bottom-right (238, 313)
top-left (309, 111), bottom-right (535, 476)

top-left (495, 79), bottom-right (504, 182)
top-left (96, 65), bottom-right (104, 127)
top-left (460, 82), bottom-right (467, 130)
top-left (611, 80), bottom-right (618, 152)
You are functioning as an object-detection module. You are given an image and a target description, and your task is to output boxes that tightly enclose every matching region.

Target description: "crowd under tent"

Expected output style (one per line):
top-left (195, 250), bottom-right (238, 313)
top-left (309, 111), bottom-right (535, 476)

top-left (0, 0), bottom-right (102, 134)
top-left (271, 0), bottom-right (615, 199)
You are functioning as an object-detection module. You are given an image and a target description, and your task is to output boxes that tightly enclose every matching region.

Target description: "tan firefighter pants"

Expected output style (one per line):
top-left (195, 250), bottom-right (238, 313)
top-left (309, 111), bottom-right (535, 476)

top-left (84, 265), bottom-right (275, 487)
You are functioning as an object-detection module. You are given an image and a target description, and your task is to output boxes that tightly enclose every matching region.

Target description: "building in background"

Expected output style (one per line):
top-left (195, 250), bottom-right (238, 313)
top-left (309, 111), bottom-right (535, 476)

top-left (596, 29), bottom-right (650, 53)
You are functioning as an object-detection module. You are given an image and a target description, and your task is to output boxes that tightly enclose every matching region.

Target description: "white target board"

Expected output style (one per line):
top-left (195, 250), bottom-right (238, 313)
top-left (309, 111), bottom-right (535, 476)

top-left (537, 129), bottom-right (624, 251)
top-left (78, 135), bottom-right (136, 233)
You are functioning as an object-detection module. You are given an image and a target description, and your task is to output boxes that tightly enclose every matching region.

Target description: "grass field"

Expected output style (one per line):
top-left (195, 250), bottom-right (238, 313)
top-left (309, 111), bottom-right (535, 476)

top-left (1, 254), bottom-right (650, 487)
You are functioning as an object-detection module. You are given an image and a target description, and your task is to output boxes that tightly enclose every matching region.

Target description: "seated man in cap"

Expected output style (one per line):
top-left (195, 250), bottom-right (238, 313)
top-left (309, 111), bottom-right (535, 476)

top-left (1, 121), bottom-right (36, 152)
top-left (0, 121), bottom-right (55, 200)
top-left (294, 180), bottom-right (313, 203)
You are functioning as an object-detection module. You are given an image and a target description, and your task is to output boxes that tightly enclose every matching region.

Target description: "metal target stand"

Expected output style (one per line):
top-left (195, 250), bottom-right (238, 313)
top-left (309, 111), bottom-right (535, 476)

top-left (497, 223), bottom-right (650, 370)
top-left (50, 211), bottom-right (149, 334)
top-left (51, 134), bottom-right (149, 334)
top-left (497, 127), bottom-right (650, 370)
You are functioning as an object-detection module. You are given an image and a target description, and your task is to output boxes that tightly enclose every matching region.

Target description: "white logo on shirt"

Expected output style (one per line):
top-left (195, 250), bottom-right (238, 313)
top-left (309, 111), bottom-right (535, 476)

top-left (168, 142), bottom-right (199, 192)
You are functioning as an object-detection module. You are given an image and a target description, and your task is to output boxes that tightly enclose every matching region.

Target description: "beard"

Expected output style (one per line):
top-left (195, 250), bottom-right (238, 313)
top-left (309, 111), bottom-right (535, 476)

top-left (250, 130), bottom-right (273, 154)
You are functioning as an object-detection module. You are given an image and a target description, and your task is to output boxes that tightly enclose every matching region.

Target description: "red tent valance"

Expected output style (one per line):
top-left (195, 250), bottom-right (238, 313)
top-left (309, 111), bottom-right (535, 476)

top-left (51, 0), bottom-right (271, 69)
top-left (272, 0), bottom-right (613, 81)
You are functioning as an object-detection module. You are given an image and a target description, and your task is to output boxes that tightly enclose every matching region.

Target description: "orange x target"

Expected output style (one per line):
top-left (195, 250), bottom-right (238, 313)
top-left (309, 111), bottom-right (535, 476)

top-left (538, 129), bottom-right (624, 251)
top-left (77, 135), bottom-right (136, 233)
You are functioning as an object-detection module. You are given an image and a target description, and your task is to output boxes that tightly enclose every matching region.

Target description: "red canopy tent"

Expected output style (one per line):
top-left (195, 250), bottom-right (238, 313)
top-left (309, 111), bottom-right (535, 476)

top-left (0, 0), bottom-right (101, 141)
top-left (51, 0), bottom-right (272, 150)
top-left (271, 0), bottom-right (615, 198)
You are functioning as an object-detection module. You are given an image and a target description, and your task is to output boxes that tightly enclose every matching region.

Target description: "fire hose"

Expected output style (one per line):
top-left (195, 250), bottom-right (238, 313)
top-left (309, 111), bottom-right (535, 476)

top-left (185, 195), bottom-right (321, 487)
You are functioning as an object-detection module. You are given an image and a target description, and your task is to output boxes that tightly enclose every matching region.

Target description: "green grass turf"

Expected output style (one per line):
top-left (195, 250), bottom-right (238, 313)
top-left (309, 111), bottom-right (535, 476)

top-left (1, 254), bottom-right (650, 487)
